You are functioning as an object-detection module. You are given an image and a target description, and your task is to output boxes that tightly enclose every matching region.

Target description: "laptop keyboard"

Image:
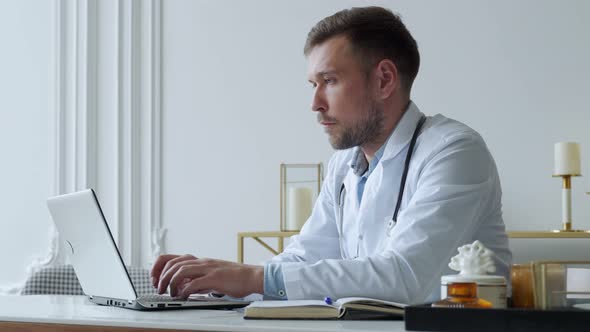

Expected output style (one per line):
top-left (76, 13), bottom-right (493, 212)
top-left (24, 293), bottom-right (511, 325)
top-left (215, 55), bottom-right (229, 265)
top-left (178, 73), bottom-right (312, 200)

top-left (138, 294), bottom-right (222, 302)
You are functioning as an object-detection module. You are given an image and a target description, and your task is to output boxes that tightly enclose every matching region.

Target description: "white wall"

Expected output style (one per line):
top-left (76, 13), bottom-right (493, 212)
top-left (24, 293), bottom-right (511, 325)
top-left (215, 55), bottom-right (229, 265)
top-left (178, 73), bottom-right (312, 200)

top-left (161, 0), bottom-right (333, 263)
top-left (161, 0), bottom-right (590, 264)
top-left (0, 0), bottom-right (53, 285)
top-left (2, 0), bottom-right (590, 289)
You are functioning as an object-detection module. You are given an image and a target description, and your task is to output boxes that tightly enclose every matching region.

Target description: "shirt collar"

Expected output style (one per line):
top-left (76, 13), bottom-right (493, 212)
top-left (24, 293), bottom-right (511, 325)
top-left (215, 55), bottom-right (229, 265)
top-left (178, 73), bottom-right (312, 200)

top-left (350, 138), bottom-right (387, 177)
top-left (350, 147), bottom-right (368, 176)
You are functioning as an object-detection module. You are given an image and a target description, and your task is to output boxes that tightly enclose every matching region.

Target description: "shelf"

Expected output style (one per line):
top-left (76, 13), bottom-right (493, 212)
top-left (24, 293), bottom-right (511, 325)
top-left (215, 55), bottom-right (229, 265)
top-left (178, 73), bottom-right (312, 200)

top-left (508, 231), bottom-right (590, 239)
top-left (238, 231), bottom-right (299, 238)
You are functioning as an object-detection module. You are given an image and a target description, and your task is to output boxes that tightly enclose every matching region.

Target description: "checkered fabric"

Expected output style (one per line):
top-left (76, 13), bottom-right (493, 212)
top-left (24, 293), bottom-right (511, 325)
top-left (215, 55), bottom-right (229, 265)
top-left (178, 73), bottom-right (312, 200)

top-left (21, 265), bottom-right (156, 296)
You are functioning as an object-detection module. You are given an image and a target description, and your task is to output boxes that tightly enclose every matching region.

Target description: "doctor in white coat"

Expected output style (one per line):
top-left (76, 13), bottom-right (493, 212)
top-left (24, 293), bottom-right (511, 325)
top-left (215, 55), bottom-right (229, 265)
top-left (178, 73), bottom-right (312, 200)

top-left (151, 6), bottom-right (512, 304)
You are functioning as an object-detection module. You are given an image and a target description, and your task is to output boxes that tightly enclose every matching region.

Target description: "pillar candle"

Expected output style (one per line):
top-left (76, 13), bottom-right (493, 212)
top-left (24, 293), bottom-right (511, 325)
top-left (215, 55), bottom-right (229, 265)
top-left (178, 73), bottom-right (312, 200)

top-left (286, 187), bottom-right (313, 231)
top-left (554, 142), bottom-right (581, 176)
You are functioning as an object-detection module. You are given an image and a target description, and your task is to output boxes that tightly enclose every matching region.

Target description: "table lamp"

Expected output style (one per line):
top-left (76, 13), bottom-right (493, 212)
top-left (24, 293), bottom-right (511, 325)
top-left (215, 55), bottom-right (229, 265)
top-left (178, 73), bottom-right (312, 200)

top-left (553, 142), bottom-right (582, 232)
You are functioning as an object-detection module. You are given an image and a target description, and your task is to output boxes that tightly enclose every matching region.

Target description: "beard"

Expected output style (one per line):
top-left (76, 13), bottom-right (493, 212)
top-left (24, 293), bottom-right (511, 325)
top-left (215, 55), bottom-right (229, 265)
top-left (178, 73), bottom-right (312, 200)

top-left (321, 101), bottom-right (385, 150)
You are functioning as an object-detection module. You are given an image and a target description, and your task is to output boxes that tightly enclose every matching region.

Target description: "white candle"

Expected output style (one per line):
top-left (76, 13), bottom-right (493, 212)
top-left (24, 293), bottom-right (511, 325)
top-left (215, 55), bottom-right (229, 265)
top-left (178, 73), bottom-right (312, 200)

top-left (286, 187), bottom-right (313, 231)
top-left (554, 142), bottom-right (581, 176)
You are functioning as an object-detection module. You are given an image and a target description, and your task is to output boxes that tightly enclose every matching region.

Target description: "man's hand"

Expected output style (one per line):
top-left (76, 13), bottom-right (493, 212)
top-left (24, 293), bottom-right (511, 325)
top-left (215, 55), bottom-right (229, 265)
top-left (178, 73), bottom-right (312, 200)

top-left (150, 254), bottom-right (264, 299)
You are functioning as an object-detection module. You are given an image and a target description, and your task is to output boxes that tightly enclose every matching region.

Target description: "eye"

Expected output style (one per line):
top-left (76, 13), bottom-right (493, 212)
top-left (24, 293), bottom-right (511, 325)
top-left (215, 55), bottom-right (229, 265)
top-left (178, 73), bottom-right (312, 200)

top-left (324, 78), bottom-right (335, 84)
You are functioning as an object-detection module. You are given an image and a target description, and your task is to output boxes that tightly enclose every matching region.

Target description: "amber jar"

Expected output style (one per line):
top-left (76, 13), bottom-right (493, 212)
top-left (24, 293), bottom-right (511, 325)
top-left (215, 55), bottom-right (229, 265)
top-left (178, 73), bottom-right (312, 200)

top-left (432, 282), bottom-right (493, 308)
top-left (511, 264), bottom-right (535, 308)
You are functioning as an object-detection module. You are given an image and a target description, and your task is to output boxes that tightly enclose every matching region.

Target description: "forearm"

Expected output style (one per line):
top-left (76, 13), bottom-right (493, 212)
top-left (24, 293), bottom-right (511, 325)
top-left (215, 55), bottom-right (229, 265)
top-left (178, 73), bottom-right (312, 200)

top-left (281, 254), bottom-right (425, 304)
top-left (245, 264), bottom-right (264, 295)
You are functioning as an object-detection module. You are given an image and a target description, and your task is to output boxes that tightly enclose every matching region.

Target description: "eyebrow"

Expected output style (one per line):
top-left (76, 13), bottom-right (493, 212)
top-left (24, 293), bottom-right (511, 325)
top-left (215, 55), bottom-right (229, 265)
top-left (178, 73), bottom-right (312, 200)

top-left (315, 70), bottom-right (338, 77)
top-left (307, 70), bottom-right (339, 83)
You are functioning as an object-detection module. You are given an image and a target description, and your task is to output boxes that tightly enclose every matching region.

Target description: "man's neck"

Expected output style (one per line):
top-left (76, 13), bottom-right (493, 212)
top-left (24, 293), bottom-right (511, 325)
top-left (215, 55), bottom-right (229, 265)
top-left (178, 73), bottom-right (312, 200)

top-left (361, 99), bottom-right (410, 163)
top-left (361, 141), bottom-right (386, 164)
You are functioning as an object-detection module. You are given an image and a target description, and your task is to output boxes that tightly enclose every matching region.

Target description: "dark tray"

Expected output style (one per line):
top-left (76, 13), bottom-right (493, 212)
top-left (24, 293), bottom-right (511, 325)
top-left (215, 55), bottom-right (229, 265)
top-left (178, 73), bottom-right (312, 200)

top-left (405, 304), bottom-right (590, 332)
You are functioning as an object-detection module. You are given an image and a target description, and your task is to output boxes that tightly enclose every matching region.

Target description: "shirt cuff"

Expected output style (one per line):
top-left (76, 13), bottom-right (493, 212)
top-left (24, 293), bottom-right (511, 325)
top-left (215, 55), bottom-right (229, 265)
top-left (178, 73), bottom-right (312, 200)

top-left (263, 262), bottom-right (288, 300)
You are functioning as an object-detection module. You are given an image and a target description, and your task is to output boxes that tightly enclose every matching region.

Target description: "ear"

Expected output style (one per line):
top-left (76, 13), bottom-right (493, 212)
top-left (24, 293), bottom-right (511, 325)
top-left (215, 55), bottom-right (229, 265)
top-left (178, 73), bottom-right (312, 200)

top-left (374, 59), bottom-right (399, 100)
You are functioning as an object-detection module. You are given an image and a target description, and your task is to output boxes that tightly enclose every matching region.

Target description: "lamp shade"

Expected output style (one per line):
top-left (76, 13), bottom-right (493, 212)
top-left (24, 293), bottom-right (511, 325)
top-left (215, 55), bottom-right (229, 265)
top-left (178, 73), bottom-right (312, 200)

top-left (554, 142), bottom-right (581, 176)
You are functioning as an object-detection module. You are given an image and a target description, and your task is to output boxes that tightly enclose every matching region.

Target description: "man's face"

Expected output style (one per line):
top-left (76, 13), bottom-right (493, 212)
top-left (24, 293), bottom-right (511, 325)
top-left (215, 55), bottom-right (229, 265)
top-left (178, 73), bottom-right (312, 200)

top-left (307, 36), bottom-right (384, 150)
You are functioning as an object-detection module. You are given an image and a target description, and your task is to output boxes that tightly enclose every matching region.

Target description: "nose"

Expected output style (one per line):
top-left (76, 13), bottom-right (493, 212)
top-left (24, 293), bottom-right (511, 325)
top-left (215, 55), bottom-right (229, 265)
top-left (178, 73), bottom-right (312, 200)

top-left (311, 87), bottom-right (327, 113)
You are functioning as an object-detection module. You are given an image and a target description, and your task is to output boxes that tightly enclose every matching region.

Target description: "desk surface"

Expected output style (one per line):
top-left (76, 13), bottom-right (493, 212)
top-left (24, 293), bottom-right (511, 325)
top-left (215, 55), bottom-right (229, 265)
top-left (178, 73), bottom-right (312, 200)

top-left (0, 295), bottom-right (410, 332)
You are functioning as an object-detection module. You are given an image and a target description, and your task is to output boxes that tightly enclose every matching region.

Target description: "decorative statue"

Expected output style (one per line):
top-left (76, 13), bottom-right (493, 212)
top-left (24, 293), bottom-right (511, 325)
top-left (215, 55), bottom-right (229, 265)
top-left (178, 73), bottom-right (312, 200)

top-left (449, 240), bottom-right (496, 275)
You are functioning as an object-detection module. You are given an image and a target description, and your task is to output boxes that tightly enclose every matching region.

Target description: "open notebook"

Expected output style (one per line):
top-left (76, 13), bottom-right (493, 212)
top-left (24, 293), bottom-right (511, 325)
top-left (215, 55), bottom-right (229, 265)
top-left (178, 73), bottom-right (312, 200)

top-left (244, 297), bottom-right (406, 320)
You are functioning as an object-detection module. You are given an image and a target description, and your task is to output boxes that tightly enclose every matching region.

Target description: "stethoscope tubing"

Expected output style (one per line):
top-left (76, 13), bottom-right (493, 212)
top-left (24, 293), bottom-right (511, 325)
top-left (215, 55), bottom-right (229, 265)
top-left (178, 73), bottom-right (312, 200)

top-left (336, 115), bottom-right (427, 259)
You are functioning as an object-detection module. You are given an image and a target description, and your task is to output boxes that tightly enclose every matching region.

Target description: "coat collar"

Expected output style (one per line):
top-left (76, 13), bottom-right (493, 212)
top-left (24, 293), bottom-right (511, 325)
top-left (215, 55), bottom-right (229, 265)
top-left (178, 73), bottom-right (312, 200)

top-left (380, 101), bottom-right (424, 162)
top-left (347, 101), bottom-right (424, 169)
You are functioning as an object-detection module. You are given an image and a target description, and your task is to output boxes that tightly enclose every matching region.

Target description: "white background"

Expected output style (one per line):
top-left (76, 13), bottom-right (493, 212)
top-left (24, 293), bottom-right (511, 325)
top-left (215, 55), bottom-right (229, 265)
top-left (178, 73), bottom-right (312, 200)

top-left (1, 0), bottom-right (590, 288)
top-left (0, 0), bottom-right (53, 286)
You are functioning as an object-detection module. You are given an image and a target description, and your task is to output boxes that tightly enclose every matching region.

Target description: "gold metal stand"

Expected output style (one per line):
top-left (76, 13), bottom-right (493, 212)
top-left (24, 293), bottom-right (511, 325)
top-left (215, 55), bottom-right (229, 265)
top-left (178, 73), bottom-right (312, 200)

top-left (551, 173), bottom-right (585, 233)
top-left (237, 231), bottom-right (299, 263)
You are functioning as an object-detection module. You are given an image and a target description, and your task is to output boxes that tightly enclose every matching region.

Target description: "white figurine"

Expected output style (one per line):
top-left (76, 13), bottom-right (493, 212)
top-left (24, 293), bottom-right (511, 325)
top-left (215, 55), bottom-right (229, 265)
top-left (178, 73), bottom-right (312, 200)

top-left (449, 240), bottom-right (496, 275)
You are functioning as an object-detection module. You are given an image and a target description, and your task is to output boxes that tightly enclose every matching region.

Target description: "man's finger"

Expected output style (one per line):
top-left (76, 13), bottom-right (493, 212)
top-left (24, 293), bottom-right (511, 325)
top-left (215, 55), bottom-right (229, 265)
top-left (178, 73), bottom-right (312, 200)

top-left (158, 258), bottom-right (202, 295)
top-left (178, 276), bottom-right (216, 300)
top-left (168, 263), bottom-right (211, 297)
top-left (150, 254), bottom-right (179, 287)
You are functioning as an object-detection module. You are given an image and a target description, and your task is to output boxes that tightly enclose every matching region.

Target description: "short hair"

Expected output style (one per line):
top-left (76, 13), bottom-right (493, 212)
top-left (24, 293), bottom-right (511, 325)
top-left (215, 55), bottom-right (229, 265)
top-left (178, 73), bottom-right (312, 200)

top-left (304, 7), bottom-right (420, 94)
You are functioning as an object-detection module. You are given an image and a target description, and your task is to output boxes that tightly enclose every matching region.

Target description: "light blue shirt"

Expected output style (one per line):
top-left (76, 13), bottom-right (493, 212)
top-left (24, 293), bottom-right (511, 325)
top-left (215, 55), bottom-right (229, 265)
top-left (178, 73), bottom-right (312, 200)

top-left (263, 262), bottom-right (287, 299)
top-left (356, 144), bottom-right (386, 205)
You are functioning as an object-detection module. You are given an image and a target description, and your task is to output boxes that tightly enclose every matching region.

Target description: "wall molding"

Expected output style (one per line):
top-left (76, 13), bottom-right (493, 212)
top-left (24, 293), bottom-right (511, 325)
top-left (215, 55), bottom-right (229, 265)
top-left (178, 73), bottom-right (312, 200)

top-left (144, 0), bottom-right (165, 262)
top-left (116, 0), bottom-right (165, 267)
top-left (2, 0), bottom-right (164, 295)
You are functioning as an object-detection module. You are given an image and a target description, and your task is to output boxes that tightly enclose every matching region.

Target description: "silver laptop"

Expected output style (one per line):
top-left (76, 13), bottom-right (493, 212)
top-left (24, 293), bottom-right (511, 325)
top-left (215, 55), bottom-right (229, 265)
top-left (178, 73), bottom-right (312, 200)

top-left (46, 189), bottom-right (249, 310)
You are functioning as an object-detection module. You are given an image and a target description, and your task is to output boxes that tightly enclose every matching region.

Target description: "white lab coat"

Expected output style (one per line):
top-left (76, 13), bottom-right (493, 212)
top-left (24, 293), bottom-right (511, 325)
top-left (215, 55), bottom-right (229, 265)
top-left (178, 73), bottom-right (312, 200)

top-left (270, 102), bottom-right (512, 304)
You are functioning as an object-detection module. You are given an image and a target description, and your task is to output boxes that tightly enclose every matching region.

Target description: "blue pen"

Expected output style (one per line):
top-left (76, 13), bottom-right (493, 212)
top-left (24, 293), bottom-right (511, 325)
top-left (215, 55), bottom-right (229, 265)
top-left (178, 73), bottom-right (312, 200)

top-left (324, 296), bottom-right (333, 305)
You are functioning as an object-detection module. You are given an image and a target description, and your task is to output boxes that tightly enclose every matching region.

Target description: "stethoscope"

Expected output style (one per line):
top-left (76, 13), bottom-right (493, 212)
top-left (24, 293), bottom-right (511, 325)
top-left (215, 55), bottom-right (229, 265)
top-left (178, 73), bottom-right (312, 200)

top-left (337, 115), bottom-right (427, 259)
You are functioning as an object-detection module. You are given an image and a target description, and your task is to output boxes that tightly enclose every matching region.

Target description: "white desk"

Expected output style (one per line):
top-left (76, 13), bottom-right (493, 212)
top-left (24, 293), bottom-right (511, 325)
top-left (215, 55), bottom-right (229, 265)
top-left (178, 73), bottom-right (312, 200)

top-left (0, 295), bottom-right (411, 332)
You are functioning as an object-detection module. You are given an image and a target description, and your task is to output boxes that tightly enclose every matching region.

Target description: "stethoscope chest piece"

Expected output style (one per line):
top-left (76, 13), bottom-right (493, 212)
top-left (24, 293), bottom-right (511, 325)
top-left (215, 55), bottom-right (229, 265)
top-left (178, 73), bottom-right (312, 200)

top-left (386, 219), bottom-right (396, 237)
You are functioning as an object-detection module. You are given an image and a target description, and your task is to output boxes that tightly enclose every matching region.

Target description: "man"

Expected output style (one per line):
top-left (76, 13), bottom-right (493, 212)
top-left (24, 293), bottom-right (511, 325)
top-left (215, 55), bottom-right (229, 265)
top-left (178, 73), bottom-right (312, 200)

top-left (151, 6), bottom-right (511, 304)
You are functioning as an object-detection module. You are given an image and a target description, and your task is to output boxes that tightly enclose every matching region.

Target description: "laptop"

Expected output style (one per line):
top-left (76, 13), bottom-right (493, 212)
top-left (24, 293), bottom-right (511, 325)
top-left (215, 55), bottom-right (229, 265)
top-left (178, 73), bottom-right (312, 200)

top-left (46, 189), bottom-right (249, 310)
